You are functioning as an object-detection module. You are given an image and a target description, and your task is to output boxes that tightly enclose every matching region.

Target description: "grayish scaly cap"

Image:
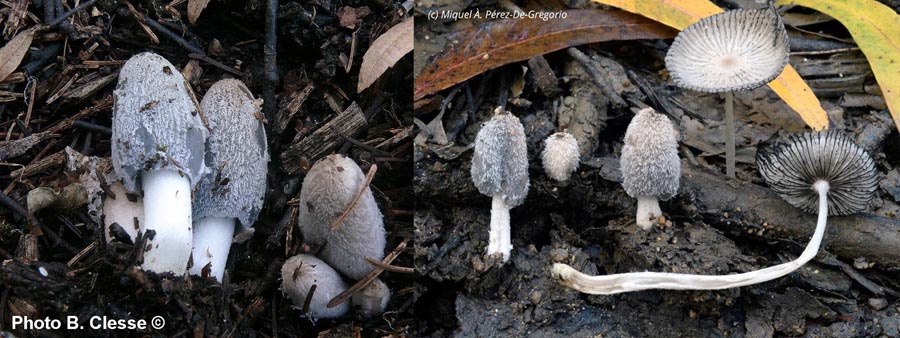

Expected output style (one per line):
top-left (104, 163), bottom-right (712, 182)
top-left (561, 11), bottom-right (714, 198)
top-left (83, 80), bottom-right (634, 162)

top-left (111, 52), bottom-right (209, 193)
top-left (193, 79), bottom-right (268, 240)
top-left (620, 108), bottom-right (680, 200)
top-left (470, 110), bottom-right (530, 207)
top-left (297, 154), bottom-right (386, 280)
top-left (757, 130), bottom-right (879, 215)
top-left (542, 131), bottom-right (580, 182)
top-left (665, 6), bottom-right (789, 93)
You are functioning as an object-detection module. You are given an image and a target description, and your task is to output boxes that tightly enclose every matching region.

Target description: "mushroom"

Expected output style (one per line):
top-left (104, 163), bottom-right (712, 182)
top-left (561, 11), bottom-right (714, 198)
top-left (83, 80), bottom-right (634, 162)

top-left (111, 52), bottom-right (209, 275)
top-left (470, 108), bottom-right (529, 263)
top-left (665, 4), bottom-right (789, 178)
top-left (102, 182), bottom-right (143, 244)
top-left (189, 79), bottom-right (268, 281)
top-left (351, 278), bottom-right (390, 318)
top-left (551, 131), bottom-right (879, 294)
top-left (541, 131), bottom-right (580, 182)
top-left (620, 108), bottom-right (680, 231)
top-left (281, 254), bottom-right (349, 319)
top-left (297, 154), bottom-right (386, 280)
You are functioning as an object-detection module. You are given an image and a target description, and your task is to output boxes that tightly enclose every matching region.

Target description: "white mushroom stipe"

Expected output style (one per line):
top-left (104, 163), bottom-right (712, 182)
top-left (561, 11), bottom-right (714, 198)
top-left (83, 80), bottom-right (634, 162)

top-left (102, 182), bottom-right (143, 243)
top-left (635, 196), bottom-right (662, 231)
top-left (351, 278), bottom-right (390, 318)
top-left (620, 108), bottom-right (680, 231)
top-left (281, 254), bottom-right (349, 319)
top-left (553, 131), bottom-right (878, 294)
top-left (541, 132), bottom-right (580, 182)
top-left (552, 181), bottom-right (829, 294)
top-left (470, 109), bottom-right (529, 264)
top-left (140, 169), bottom-right (193, 274)
top-left (190, 79), bottom-right (268, 282)
top-left (487, 195), bottom-right (512, 260)
top-left (298, 154), bottom-right (386, 279)
top-left (189, 216), bottom-right (235, 281)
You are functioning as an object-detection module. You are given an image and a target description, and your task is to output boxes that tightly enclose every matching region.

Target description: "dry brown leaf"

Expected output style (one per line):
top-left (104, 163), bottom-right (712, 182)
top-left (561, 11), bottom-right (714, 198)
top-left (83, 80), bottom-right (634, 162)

top-left (187, 0), bottom-right (212, 25)
top-left (0, 28), bottom-right (35, 82)
top-left (357, 17), bottom-right (413, 93)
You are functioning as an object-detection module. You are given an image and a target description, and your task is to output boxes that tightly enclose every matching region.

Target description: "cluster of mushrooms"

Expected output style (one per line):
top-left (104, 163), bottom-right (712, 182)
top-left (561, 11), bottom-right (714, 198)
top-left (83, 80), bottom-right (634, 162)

top-left (102, 53), bottom-right (388, 319)
top-left (470, 3), bottom-right (882, 294)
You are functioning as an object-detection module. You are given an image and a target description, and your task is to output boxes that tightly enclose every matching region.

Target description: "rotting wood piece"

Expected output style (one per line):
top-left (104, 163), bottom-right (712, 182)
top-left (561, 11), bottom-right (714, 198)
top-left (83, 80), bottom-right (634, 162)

top-left (274, 83), bottom-right (315, 135)
top-left (281, 102), bottom-right (367, 175)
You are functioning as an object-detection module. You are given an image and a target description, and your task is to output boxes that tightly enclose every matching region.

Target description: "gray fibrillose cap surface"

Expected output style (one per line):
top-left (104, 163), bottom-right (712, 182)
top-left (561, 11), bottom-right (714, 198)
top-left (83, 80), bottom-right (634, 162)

top-left (470, 110), bottom-right (529, 207)
top-left (665, 7), bottom-right (789, 93)
top-left (193, 79), bottom-right (268, 238)
top-left (111, 52), bottom-right (209, 193)
top-left (620, 108), bottom-right (680, 199)
top-left (757, 130), bottom-right (879, 216)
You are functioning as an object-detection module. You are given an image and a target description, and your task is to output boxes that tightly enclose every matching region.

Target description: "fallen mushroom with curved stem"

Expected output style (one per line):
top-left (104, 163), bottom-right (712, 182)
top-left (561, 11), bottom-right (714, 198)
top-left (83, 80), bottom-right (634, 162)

top-left (551, 131), bottom-right (878, 294)
top-left (281, 254), bottom-right (349, 319)
top-left (620, 108), bottom-right (680, 231)
top-left (111, 52), bottom-right (209, 275)
top-left (297, 154), bottom-right (386, 280)
top-left (189, 79), bottom-right (268, 282)
top-left (470, 108), bottom-right (529, 263)
top-left (665, 4), bottom-right (789, 178)
top-left (541, 131), bottom-right (580, 182)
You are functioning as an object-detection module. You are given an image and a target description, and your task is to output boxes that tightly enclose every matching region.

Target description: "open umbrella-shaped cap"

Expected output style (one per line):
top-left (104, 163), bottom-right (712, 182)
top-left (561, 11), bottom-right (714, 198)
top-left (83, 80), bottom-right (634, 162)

top-left (470, 109), bottom-right (529, 207)
top-left (665, 7), bottom-right (789, 93)
top-left (193, 79), bottom-right (268, 239)
top-left (757, 130), bottom-right (879, 216)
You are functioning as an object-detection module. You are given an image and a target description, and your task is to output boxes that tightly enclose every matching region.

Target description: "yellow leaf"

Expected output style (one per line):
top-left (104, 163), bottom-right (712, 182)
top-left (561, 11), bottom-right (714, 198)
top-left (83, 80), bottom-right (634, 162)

top-left (592, 0), bottom-right (829, 130)
top-left (777, 0), bottom-right (900, 133)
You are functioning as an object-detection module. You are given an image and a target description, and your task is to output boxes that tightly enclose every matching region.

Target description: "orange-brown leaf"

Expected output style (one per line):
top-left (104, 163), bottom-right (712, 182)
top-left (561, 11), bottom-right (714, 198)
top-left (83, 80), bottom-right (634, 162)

top-left (414, 10), bottom-right (676, 101)
top-left (0, 28), bottom-right (34, 82)
top-left (591, 0), bottom-right (829, 130)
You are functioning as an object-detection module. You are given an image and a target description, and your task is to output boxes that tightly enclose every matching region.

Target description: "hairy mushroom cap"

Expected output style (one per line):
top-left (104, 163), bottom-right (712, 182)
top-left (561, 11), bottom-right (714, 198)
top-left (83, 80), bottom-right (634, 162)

top-left (470, 110), bottom-right (530, 207)
top-left (757, 130), bottom-right (879, 215)
top-left (111, 52), bottom-right (209, 192)
top-left (297, 154), bottom-right (386, 280)
top-left (193, 79), bottom-right (268, 239)
top-left (281, 254), bottom-right (349, 319)
top-left (665, 7), bottom-right (789, 93)
top-left (541, 132), bottom-right (580, 182)
top-left (351, 278), bottom-right (390, 318)
top-left (620, 108), bottom-right (680, 200)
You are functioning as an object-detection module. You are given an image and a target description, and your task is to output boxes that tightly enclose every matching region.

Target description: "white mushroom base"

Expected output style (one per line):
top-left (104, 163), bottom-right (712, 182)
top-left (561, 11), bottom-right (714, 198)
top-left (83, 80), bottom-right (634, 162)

top-left (102, 182), bottom-right (144, 243)
top-left (141, 169), bottom-right (193, 275)
top-left (189, 216), bottom-right (236, 281)
top-left (635, 196), bottom-right (662, 231)
top-left (552, 181), bottom-right (831, 294)
top-left (487, 195), bottom-right (513, 263)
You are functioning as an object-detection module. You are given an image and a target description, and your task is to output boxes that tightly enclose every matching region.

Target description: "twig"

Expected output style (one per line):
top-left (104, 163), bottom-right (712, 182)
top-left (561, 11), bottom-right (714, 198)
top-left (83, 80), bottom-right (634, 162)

top-left (327, 236), bottom-right (409, 308)
top-left (263, 0), bottom-right (278, 122)
top-left (187, 53), bottom-right (242, 76)
top-left (301, 284), bottom-right (316, 314)
top-left (365, 257), bottom-right (414, 274)
top-left (329, 164), bottom-right (377, 231)
top-left (142, 16), bottom-right (204, 55)
top-left (46, 0), bottom-right (97, 27)
top-left (331, 126), bottom-right (392, 157)
top-left (73, 120), bottom-right (112, 134)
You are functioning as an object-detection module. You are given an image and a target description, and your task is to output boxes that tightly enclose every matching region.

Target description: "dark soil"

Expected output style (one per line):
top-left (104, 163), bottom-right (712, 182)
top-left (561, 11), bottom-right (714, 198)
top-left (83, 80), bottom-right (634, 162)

top-left (413, 2), bottom-right (900, 337)
top-left (0, 0), bottom-right (413, 337)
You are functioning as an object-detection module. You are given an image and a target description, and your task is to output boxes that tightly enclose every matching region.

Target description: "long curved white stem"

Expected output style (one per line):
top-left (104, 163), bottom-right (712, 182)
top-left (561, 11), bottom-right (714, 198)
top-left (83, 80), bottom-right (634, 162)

top-left (487, 195), bottom-right (512, 263)
top-left (552, 181), bottom-right (830, 294)
top-left (189, 216), bottom-right (236, 282)
top-left (141, 169), bottom-right (193, 275)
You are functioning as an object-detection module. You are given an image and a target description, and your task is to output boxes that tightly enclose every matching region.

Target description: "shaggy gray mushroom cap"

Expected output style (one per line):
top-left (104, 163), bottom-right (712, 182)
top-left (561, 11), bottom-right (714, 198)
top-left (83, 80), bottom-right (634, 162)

top-left (757, 130), bottom-right (879, 216)
top-left (665, 6), bottom-right (789, 93)
top-left (193, 79), bottom-right (268, 238)
top-left (111, 52), bottom-right (209, 193)
top-left (470, 110), bottom-right (530, 207)
top-left (620, 108), bottom-right (680, 200)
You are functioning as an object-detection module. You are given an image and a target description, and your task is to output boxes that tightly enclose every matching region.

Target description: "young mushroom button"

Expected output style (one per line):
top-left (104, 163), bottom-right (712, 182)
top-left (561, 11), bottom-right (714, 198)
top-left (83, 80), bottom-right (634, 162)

top-left (111, 52), bottom-right (209, 275)
top-left (470, 109), bottom-right (529, 264)
top-left (351, 278), bottom-right (390, 318)
top-left (298, 154), bottom-right (386, 280)
top-left (281, 254), bottom-right (350, 319)
top-left (190, 79), bottom-right (268, 282)
top-left (665, 5), bottom-right (789, 178)
top-left (620, 108), bottom-right (680, 231)
top-left (551, 131), bottom-right (879, 294)
top-left (541, 131), bottom-right (580, 182)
